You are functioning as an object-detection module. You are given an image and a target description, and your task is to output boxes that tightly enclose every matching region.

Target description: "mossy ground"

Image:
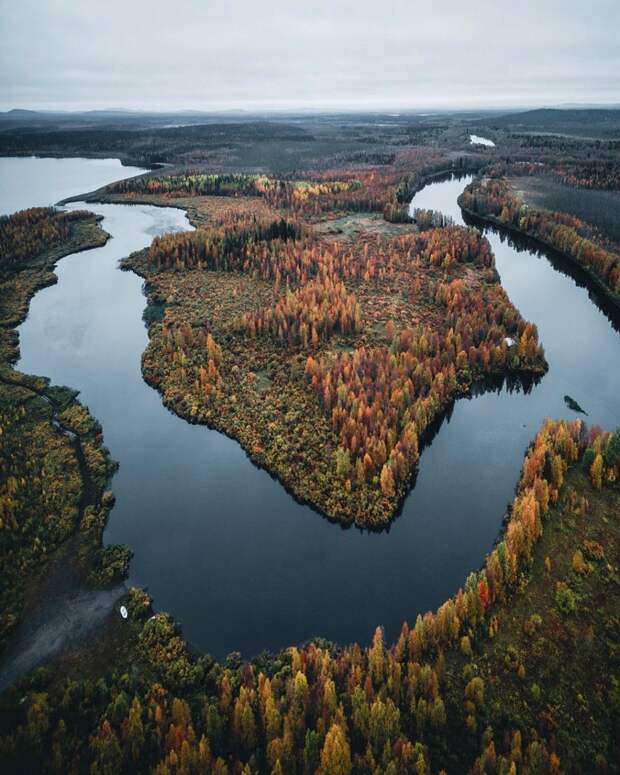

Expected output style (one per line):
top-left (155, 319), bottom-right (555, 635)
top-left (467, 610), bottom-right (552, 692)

top-left (442, 466), bottom-right (620, 771)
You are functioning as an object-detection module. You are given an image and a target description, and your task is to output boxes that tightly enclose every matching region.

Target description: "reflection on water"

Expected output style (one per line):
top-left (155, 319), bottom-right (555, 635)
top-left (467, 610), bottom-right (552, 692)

top-left (9, 160), bottom-right (620, 659)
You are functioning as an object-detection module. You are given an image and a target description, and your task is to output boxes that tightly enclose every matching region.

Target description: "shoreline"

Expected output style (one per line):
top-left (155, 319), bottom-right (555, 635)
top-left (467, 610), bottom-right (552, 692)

top-left (1, 216), bottom-right (110, 362)
top-left (0, 150), bottom-right (159, 170)
top-left (131, 241), bottom-right (545, 534)
top-left (459, 201), bottom-right (620, 314)
top-left (115, 184), bottom-right (546, 528)
top-left (0, 164), bottom-right (610, 671)
top-left (0, 214), bottom-right (124, 681)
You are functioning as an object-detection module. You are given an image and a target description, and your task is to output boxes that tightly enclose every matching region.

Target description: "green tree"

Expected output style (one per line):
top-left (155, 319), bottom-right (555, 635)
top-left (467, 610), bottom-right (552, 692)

top-left (304, 729), bottom-right (321, 775)
top-left (90, 721), bottom-right (123, 775)
top-left (335, 448), bottom-right (351, 479)
top-left (126, 696), bottom-right (145, 762)
top-left (605, 429), bottom-right (620, 467)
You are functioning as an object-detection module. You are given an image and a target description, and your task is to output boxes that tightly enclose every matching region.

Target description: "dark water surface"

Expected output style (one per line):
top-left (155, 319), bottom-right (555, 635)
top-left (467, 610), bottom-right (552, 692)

top-left (8, 159), bottom-right (620, 660)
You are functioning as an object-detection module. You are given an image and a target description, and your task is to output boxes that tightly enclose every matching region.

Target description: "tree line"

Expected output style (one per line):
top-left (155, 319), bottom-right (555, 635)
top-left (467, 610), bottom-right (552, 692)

top-left (460, 176), bottom-right (620, 301)
top-left (106, 149), bottom-right (483, 223)
top-left (2, 420), bottom-right (617, 773)
top-left (0, 208), bottom-right (94, 268)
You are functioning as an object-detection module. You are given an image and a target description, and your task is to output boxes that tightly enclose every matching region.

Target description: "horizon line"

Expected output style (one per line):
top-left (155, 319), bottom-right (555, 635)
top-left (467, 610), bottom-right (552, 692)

top-left (2, 100), bottom-right (620, 116)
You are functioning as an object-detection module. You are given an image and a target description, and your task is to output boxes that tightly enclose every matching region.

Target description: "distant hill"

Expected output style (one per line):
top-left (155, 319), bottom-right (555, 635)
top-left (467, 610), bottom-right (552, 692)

top-left (5, 108), bottom-right (41, 115)
top-left (483, 107), bottom-right (620, 137)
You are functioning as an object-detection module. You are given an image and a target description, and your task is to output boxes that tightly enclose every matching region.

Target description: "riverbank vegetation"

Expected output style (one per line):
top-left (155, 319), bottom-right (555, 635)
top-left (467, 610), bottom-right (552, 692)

top-left (509, 175), bottom-right (620, 245)
top-left (101, 150), bottom-right (480, 222)
top-left (1, 419), bottom-right (618, 773)
top-left (0, 208), bottom-right (108, 362)
top-left (72, 151), bottom-right (538, 528)
top-left (0, 209), bottom-right (124, 653)
top-left (459, 174), bottom-right (620, 305)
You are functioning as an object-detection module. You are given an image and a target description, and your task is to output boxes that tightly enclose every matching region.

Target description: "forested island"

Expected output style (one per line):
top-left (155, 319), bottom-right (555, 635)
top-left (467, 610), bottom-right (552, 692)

top-left (108, 161), bottom-right (546, 527)
top-left (1, 107), bottom-right (619, 773)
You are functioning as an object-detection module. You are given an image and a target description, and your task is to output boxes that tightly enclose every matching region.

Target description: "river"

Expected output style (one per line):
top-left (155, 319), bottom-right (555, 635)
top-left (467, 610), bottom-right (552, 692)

top-left (5, 158), bottom-right (620, 662)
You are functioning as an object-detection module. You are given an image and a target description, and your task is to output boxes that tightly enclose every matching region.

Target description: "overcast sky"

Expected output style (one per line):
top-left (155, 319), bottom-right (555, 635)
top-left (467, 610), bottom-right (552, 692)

top-left (1, 0), bottom-right (618, 112)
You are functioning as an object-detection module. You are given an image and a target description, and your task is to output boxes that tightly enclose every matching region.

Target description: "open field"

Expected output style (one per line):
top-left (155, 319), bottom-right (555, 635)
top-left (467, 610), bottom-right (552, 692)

top-left (510, 175), bottom-right (620, 245)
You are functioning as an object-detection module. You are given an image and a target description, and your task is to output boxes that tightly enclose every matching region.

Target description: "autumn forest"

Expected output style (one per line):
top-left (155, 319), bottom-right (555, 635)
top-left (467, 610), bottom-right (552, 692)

top-left (0, 89), bottom-right (619, 775)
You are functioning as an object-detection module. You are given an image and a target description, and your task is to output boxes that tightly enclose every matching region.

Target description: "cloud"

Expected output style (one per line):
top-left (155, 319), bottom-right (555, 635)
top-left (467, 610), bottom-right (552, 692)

top-left (0, 0), bottom-right (618, 110)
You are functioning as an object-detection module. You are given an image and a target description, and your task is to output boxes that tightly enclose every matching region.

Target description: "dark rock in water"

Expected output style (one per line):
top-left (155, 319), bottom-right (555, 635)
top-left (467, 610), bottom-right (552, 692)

top-left (564, 395), bottom-right (588, 415)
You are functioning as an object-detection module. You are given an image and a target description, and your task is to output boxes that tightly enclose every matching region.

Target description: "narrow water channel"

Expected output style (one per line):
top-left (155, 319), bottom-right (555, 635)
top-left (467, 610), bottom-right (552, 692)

top-left (7, 159), bottom-right (620, 661)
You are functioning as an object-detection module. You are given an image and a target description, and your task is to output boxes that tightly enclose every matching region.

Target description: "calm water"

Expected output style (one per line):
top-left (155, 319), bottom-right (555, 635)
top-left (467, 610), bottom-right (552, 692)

top-left (8, 159), bottom-right (620, 660)
top-left (469, 134), bottom-right (495, 147)
top-left (0, 157), bottom-right (144, 215)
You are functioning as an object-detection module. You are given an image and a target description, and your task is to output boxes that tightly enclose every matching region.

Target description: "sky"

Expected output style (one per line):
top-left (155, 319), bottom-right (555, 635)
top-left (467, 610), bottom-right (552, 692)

top-left (1, 0), bottom-right (618, 112)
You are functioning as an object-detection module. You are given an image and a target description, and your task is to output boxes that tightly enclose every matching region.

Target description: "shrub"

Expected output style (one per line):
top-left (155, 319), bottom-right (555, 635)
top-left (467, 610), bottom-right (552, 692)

top-left (555, 583), bottom-right (577, 615)
top-left (582, 447), bottom-right (596, 472)
top-left (572, 550), bottom-right (592, 575)
top-left (523, 614), bottom-right (542, 635)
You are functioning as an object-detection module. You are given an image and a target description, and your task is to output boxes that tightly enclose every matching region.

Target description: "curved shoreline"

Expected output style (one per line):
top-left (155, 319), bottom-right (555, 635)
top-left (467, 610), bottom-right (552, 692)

top-left (58, 161), bottom-right (487, 229)
top-left (3, 163), bottom-right (616, 668)
top-left (0, 365), bottom-right (122, 686)
top-left (459, 200), bottom-right (620, 315)
top-left (0, 213), bottom-right (121, 681)
top-left (116, 192), bottom-right (546, 528)
top-left (0, 215), bottom-right (110, 364)
top-left (1, 158), bottom-right (619, 772)
top-left (129, 253), bottom-right (543, 534)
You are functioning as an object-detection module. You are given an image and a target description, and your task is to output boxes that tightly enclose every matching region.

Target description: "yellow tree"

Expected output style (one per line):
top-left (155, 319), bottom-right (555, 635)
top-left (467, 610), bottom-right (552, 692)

top-left (590, 453), bottom-right (603, 489)
top-left (380, 463), bottom-right (396, 498)
top-left (319, 724), bottom-right (352, 775)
